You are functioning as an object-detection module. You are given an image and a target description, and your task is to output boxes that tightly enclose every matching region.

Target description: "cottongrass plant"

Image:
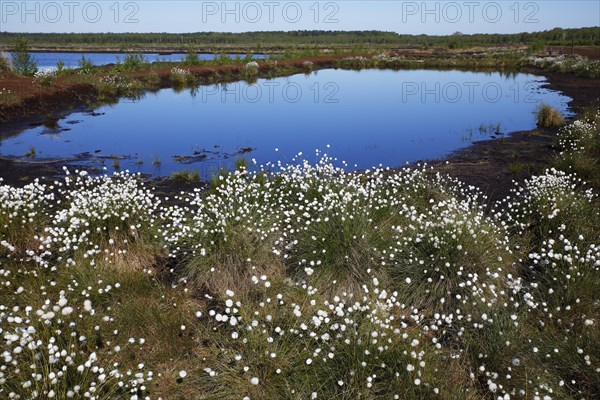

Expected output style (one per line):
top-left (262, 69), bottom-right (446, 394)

top-left (0, 273), bottom-right (153, 399)
top-left (498, 168), bottom-right (598, 246)
top-left (529, 55), bottom-right (600, 79)
top-left (554, 109), bottom-right (600, 185)
top-left (170, 67), bottom-right (195, 87)
top-left (1, 113), bottom-right (599, 398)
top-left (243, 61), bottom-right (259, 74)
top-left (33, 68), bottom-right (56, 87)
top-left (0, 178), bottom-right (53, 257)
top-left (41, 170), bottom-right (163, 267)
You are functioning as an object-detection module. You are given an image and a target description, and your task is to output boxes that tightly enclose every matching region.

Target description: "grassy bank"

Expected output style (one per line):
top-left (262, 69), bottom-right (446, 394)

top-left (1, 110), bottom-right (599, 399)
top-left (2, 47), bottom-right (599, 126)
top-left (0, 51), bottom-right (360, 123)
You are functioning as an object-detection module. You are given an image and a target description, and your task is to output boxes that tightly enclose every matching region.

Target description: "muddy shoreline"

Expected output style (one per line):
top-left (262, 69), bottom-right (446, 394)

top-left (1, 65), bottom-right (599, 200)
top-left (423, 69), bottom-right (600, 201)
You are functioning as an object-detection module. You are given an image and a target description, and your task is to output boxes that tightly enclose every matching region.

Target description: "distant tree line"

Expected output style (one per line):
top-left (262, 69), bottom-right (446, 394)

top-left (0, 28), bottom-right (598, 49)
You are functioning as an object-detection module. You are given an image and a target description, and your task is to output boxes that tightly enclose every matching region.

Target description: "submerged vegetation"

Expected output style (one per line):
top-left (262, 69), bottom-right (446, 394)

top-left (1, 112), bottom-right (599, 399)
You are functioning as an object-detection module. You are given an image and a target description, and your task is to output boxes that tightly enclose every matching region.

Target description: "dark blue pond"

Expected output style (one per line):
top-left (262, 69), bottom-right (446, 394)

top-left (0, 69), bottom-right (571, 177)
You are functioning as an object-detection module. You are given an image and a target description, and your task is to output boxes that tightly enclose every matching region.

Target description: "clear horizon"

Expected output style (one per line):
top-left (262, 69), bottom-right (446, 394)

top-left (1, 1), bottom-right (599, 36)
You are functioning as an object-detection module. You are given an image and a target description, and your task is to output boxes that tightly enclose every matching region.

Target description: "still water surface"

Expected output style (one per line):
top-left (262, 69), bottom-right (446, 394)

top-left (0, 69), bottom-right (571, 177)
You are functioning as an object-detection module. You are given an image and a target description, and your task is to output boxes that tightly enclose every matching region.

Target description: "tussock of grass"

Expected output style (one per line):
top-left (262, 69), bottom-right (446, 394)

top-left (170, 67), bottom-right (196, 87)
top-left (171, 169), bottom-right (200, 183)
top-left (536, 103), bottom-right (565, 128)
top-left (555, 108), bottom-right (600, 186)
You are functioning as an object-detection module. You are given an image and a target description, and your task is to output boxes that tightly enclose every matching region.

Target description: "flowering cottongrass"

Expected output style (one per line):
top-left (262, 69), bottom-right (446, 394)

top-left (1, 114), bottom-right (599, 398)
top-left (302, 61), bottom-right (314, 73)
top-left (97, 75), bottom-right (143, 98)
top-left (243, 61), bottom-right (259, 74)
top-left (499, 168), bottom-right (598, 244)
top-left (338, 51), bottom-right (527, 71)
top-left (529, 55), bottom-right (600, 79)
top-left (170, 67), bottom-right (195, 86)
top-left (40, 169), bottom-right (162, 267)
top-left (554, 109), bottom-right (600, 185)
top-left (0, 279), bottom-right (152, 399)
top-left (33, 68), bottom-right (56, 87)
top-left (557, 115), bottom-right (598, 155)
top-left (0, 178), bottom-right (53, 257)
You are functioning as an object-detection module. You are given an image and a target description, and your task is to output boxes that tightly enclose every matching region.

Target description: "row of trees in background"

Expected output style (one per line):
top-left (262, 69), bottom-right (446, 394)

top-left (0, 27), bottom-right (598, 50)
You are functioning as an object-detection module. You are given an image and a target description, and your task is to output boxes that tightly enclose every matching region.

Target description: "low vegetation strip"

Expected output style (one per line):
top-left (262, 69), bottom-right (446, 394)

top-left (0, 51), bottom-right (360, 124)
top-left (1, 38), bottom-right (599, 125)
top-left (1, 111), bottom-right (599, 399)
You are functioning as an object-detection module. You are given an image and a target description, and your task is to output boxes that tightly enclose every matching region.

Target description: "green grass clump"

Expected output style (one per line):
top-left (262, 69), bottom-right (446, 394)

top-left (145, 72), bottom-right (161, 87)
top-left (171, 169), bottom-right (200, 183)
top-left (0, 87), bottom-right (21, 106)
top-left (536, 103), bottom-right (565, 128)
top-left (170, 67), bottom-right (196, 87)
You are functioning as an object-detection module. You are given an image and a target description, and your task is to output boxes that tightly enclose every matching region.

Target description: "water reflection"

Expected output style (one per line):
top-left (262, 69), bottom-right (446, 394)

top-left (0, 69), bottom-right (572, 178)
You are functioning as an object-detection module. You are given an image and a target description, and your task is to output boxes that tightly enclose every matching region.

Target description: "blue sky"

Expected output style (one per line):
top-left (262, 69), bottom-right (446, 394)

top-left (1, 1), bottom-right (599, 35)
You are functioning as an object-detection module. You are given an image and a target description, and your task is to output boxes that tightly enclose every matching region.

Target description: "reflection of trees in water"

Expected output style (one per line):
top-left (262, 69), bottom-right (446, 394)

top-left (0, 129), bottom-right (24, 143)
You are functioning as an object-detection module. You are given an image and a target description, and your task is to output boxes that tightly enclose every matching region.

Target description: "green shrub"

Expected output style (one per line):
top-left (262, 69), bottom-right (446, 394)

top-left (145, 71), bottom-right (161, 87)
top-left (181, 49), bottom-right (201, 66)
top-left (10, 38), bottom-right (37, 76)
top-left (120, 53), bottom-right (149, 71)
top-left (77, 55), bottom-right (95, 74)
top-left (0, 53), bottom-right (11, 73)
